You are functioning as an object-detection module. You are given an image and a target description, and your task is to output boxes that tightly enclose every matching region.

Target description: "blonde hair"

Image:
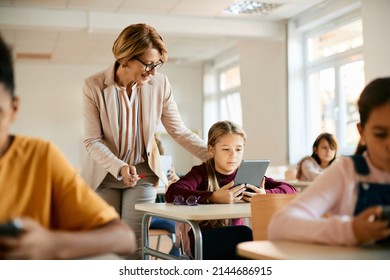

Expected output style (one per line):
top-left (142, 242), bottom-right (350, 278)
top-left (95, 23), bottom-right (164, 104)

top-left (203, 120), bottom-right (246, 228)
top-left (112, 23), bottom-right (168, 66)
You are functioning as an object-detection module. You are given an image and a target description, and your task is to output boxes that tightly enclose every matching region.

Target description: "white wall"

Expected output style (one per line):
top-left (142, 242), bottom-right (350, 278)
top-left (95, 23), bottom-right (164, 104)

top-left (155, 64), bottom-right (204, 175)
top-left (238, 39), bottom-right (288, 166)
top-left (12, 62), bottom-right (204, 175)
top-left (362, 0), bottom-right (390, 81)
top-left (12, 63), bottom-right (103, 168)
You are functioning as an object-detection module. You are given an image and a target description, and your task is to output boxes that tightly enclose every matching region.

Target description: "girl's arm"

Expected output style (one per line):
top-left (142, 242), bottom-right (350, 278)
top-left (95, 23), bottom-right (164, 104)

top-left (268, 158), bottom-right (358, 246)
top-left (301, 158), bottom-right (322, 181)
top-left (264, 177), bottom-right (297, 194)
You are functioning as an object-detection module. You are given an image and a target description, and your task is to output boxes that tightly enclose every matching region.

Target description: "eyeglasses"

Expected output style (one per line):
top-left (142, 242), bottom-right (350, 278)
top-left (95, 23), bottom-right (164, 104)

top-left (173, 195), bottom-right (200, 206)
top-left (134, 57), bottom-right (163, 72)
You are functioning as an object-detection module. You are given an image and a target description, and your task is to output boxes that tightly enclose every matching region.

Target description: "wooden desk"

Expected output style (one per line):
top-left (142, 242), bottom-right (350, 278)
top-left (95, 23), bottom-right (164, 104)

top-left (237, 240), bottom-right (390, 260)
top-left (135, 202), bottom-right (251, 260)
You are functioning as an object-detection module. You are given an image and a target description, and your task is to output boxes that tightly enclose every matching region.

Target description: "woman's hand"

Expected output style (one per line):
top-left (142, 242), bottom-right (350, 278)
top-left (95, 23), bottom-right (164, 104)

top-left (208, 181), bottom-right (246, 204)
top-left (242, 177), bottom-right (266, 202)
top-left (120, 165), bottom-right (141, 187)
top-left (352, 206), bottom-right (390, 244)
top-left (0, 217), bottom-right (58, 259)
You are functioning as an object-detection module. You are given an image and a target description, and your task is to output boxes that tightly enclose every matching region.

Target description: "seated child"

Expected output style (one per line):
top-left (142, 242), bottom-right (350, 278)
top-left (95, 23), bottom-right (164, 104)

top-left (269, 77), bottom-right (390, 246)
top-left (0, 35), bottom-right (136, 260)
top-left (165, 120), bottom-right (296, 259)
top-left (296, 132), bottom-right (338, 181)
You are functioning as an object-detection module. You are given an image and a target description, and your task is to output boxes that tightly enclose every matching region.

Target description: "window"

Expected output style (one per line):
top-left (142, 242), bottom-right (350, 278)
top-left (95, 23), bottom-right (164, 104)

top-left (203, 63), bottom-right (242, 136)
top-left (288, 10), bottom-right (364, 162)
top-left (305, 19), bottom-right (364, 154)
top-left (307, 20), bottom-right (363, 62)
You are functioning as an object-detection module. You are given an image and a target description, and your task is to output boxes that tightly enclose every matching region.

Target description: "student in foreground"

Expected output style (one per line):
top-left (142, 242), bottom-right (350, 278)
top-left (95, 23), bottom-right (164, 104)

top-left (0, 36), bottom-right (136, 259)
top-left (165, 120), bottom-right (296, 259)
top-left (296, 132), bottom-right (338, 181)
top-left (268, 77), bottom-right (390, 246)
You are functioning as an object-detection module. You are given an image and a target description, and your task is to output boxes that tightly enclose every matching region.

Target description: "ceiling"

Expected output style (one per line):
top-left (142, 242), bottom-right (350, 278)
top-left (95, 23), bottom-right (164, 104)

top-left (0, 0), bottom-right (326, 65)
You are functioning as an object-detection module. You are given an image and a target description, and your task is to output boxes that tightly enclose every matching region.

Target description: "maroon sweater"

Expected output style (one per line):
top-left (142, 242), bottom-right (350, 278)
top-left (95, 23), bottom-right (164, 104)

top-left (165, 162), bottom-right (296, 204)
top-left (165, 163), bottom-right (297, 247)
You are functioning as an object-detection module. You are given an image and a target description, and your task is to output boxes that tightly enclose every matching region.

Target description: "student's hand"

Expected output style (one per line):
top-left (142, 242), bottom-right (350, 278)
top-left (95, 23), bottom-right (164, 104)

top-left (242, 177), bottom-right (266, 202)
top-left (208, 181), bottom-right (246, 204)
top-left (0, 217), bottom-right (58, 259)
top-left (352, 206), bottom-right (390, 244)
top-left (120, 165), bottom-right (141, 187)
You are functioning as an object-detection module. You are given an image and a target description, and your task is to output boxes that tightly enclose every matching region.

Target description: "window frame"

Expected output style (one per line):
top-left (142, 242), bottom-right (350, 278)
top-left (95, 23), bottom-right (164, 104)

top-left (203, 61), bottom-right (242, 136)
top-left (287, 5), bottom-right (363, 163)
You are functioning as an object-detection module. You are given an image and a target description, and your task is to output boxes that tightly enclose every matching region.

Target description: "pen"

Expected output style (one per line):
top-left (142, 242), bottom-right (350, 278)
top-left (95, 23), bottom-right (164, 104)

top-left (131, 174), bottom-right (146, 179)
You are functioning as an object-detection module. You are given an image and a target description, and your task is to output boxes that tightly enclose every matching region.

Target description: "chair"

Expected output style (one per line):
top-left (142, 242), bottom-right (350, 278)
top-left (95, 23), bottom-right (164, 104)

top-left (148, 228), bottom-right (173, 252)
top-left (250, 194), bottom-right (297, 240)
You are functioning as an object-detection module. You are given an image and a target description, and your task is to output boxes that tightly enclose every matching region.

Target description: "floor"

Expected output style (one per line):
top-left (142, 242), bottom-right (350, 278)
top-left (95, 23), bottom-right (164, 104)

top-left (148, 234), bottom-right (174, 258)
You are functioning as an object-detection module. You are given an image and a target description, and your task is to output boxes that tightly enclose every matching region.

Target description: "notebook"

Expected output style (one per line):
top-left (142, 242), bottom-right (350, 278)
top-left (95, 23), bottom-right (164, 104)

top-left (234, 159), bottom-right (270, 187)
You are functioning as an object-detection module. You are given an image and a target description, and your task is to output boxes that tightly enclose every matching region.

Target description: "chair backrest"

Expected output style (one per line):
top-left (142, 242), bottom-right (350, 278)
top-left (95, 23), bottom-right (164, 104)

top-left (250, 194), bottom-right (297, 240)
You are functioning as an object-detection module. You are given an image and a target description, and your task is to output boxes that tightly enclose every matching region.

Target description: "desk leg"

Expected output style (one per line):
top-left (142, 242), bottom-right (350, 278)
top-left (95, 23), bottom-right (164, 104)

top-left (141, 213), bottom-right (204, 260)
top-left (141, 214), bottom-right (151, 260)
top-left (187, 220), bottom-right (202, 260)
top-left (141, 213), bottom-right (183, 260)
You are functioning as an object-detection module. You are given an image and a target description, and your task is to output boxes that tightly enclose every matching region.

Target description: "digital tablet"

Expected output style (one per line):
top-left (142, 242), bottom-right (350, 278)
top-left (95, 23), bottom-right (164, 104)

top-left (234, 159), bottom-right (270, 187)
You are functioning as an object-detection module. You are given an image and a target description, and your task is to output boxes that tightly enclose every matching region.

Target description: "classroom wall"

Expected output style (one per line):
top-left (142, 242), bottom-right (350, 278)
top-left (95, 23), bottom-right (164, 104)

top-left (238, 39), bottom-right (288, 166)
top-left (361, 0), bottom-right (390, 81)
top-left (152, 65), bottom-right (204, 175)
top-left (9, 0), bottom-right (387, 175)
top-left (12, 63), bottom-right (102, 168)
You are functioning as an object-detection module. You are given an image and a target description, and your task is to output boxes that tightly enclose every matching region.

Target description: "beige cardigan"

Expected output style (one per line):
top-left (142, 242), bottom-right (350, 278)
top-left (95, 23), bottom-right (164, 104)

top-left (81, 62), bottom-right (209, 190)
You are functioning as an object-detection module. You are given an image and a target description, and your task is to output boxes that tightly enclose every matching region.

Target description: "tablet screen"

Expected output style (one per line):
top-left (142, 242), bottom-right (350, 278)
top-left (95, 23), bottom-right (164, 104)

top-left (234, 159), bottom-right (270, 187)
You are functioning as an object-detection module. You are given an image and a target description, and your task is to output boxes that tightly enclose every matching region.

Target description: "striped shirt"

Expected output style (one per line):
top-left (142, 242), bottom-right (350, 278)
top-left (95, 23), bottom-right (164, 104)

top-left (115, 83), bottom-right (145, 166)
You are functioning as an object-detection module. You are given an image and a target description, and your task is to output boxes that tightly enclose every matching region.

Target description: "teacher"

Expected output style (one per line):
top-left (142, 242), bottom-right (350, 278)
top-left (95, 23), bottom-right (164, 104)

top-left (81, 23), bottom-right (209, 258)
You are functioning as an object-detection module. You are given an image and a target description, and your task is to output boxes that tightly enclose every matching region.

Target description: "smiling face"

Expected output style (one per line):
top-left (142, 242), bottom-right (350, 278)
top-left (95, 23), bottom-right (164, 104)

top-left (358, 103), bottom-right (390, 172)
top-left (208, 133), bottom-right (245, 175)
top-left (117, 47), bottom-right (162, 87)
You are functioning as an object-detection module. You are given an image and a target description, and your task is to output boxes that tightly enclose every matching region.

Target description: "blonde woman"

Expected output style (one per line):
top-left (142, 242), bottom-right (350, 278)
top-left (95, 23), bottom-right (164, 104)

top-left (81, 23), bottom-right (209, 259)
